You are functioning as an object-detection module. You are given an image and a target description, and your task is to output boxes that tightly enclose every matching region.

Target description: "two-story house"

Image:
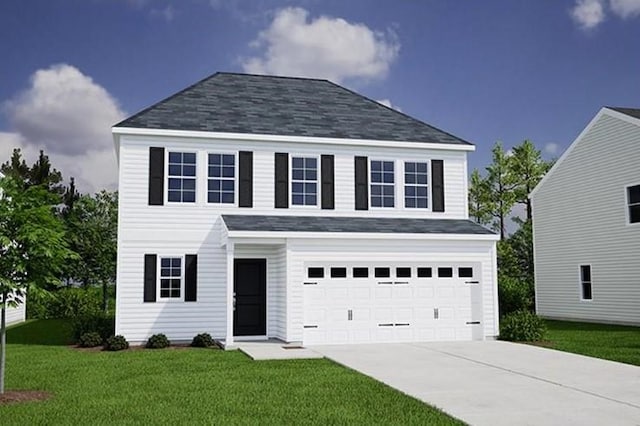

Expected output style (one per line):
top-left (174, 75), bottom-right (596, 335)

top-left (112, 72), bottom-right (499, 347)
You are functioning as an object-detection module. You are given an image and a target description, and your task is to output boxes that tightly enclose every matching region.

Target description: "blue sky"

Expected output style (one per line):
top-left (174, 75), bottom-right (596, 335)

top-left (0, 0), bottom-right (638, 192)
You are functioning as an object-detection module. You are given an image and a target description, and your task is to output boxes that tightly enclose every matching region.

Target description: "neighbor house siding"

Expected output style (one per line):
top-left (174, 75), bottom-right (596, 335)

top-left (285, 238), bottom-right (497, 342)
top-left (6, 303), bottom-right (26, 326)
top-left (532, 113), bottom-right (640, 325)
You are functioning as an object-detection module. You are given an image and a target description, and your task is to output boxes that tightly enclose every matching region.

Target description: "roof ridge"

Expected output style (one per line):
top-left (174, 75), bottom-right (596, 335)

top-left (216, 71), bottom-right (331, 83)
top-left (322, 79), bottom-right (473, 145)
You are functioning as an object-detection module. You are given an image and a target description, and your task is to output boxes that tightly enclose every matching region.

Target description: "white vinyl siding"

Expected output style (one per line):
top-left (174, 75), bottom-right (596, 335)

top-left (532, 112), bottom-right (640, 325)
top-left (115, 135), bottom-right (484, 343)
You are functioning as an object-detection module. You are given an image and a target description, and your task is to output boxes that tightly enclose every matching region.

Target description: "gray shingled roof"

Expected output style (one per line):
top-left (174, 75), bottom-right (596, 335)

top-left (115, 72), bottom-right (471, 145)
top-left (222, 215), bottom-right (495, 235)
top-left (608, 107), bottom-right (640, 120)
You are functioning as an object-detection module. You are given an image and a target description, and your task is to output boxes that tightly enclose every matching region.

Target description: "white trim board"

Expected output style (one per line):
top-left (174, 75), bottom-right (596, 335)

top-left (112, 127), bottom-right (476, 152)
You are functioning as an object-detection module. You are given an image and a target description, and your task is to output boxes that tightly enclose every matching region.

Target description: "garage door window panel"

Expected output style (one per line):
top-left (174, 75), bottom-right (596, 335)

top-left (308, 267), bottom-right (324, 278)
top-left (353, 267), bottom-right (369, 278)
top-left (438, 267), bottom-right (453, 278)
top-left (458, 267), bottom-right (473, 278)
top-left (331, 267), bottom-right (347, 278)
top-left (375, 267), bottom-right (391, 278)
top-left (417, 267), bottom-right (432, 278)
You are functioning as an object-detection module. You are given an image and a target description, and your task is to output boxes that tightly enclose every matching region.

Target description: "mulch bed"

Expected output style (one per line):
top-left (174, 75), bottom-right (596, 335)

top-left (70, 343), bottom-right (220, 352)
top-left (0, 390), bottom-right (52, 405)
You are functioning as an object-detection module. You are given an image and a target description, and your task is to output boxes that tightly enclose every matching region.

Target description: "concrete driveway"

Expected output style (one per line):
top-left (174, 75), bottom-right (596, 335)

top-left (313, 341), bottom-right (640, 426)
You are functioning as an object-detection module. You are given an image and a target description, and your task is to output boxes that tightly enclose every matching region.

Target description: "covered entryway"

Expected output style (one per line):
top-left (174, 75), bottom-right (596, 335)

top-left (303, 262), bottom-right (483, 345)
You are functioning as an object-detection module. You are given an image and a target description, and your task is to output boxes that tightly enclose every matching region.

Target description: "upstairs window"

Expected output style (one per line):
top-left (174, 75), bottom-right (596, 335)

top-left (168, 152), bottom-right (196, 203)
top-left (627, 184), bottom-right (640, 224)
top-left (580, 265), bottom-right (592, 300)
top-left (160, 257), bottom-right (182, 299)
top-left (208, 154), bottom-right (235, 204)
top-left (292, 157), bottom-right (317, 206)
top-left (404, 162), bottom-right (429, 208)
top-left (371, 160), bottom-right (395, 207)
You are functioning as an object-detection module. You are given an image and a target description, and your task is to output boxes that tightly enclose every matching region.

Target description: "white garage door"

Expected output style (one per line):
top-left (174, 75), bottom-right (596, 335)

top-left (303, 263), bottom-right (483, 345)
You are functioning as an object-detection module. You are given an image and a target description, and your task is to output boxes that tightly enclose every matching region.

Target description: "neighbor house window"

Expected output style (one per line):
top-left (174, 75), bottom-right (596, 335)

top-left (168, 152), bottom-right (196, 202)
top-left (160, 257), bottom-right (182, 299)
top-left (208, 153), bottom-right (235, 204)
top-left (371, 160), bottom-right (395, 207)
top-left (404, 162), bottom-right (428, 208)
top-left (627, 184), bottom-right (640, 224)
top-left (291, 157), bottom-right (317, 206)
top-left (580, 265), bottom-right (592, 300)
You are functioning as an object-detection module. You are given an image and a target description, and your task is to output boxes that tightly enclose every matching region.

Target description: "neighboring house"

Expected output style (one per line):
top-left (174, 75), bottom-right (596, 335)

top-left (112, 72), bottom-right (499, 346)
top-left (531, 107), bottom-right (640, 326)
top-left (0, 170), bottom-right (27, 326)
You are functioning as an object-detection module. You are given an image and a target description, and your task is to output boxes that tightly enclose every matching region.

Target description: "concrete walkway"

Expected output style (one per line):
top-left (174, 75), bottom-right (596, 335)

top-left (235, 340), bottom-right (323, 360)
top-left (313, 341), bottom-right (640, 426)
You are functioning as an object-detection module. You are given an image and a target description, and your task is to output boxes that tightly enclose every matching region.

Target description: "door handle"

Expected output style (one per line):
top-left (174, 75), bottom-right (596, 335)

top-left (434, 308), bottom-right (439, 319)
top-left (348, 309), bottom-right (353, 321)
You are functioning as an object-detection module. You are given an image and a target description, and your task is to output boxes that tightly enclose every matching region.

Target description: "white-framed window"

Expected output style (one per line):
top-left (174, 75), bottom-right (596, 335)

top-left (159, 257), bottom-right (182, 299)
top-left (626, 184), bottom-right (640, 224)
top-left (580, 264), bottom-right (592, 301)
top-left (291, 156), bottom-right (318, 206)
top-left (167, 151), bottom-right (196, 203)
top-left (404, 161), bottom-right (429, 209)
top-left (370, 160), bottom-right (395, 208)
top-left (208, 153), bottom-right (235, 204)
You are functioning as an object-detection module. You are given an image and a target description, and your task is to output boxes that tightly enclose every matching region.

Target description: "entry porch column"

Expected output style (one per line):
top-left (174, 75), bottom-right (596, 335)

top-left (225, 241), bottom-right (235, 348)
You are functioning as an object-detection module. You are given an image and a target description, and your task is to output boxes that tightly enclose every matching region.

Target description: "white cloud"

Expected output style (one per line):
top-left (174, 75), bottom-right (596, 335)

top-left (151, 5), bottom-right (175, 22)
top-left (376, 99), bottom-right (402, 112)
top-left (241, 7), bottom-right (400, 83)
top-left (571, 0), bottom-right (606, 29)
top-left (1, 64), bottom-right (124, 194)
top-left (610, 0), bottom-right (640, 18)
top-left (544, 143), bottom-right (560, 155)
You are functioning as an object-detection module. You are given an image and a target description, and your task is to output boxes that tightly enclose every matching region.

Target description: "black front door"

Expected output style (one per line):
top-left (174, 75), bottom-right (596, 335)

top-left (234, 259), bottom-right (267, 336)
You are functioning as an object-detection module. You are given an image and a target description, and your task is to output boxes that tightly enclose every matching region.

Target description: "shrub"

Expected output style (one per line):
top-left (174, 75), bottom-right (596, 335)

top-left (146, 333), bottom-right (170, 349)
top-left (104, 335), bottom-right (129, 351)
top-left (498, 276), bottom-right (534, 317)
top-left (499, 310), bottom-right (547, 342)
top-left (78, 332), bottom-right (103, 348)
top-left (71, 312), bottom-right (115, 343)
top-left (191, 333), bottom-right (215, 348)
top-left (27, 287), bottom-right (104, 320)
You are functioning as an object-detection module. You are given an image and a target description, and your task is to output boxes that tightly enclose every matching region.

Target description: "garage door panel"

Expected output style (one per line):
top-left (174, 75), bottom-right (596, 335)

top-left (303, 262), bottom-right (484, 345)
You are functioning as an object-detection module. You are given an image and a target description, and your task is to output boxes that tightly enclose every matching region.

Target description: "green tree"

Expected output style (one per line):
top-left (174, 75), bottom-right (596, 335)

top-left (468, 169), bottom-right (492, 225)
top-left (1, 149), bottom-right (64, 198)
top-left (65, 191), bottom-right (118, 311)
top-left (511, 140), bottom-right (552, 222)
top-left (0, 175), bottom-right (75, 393)
top-left (486, 142), bottom-right (517, 240)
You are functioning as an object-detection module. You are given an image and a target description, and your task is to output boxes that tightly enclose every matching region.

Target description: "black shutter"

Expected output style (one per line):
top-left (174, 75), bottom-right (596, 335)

top-left (185, 254), bottom-right (197, 302)
top-left (148, 147), bottom-right (165, 206)
top-left (143, 254), bottom-right (157, 303)
top-left (354, 156), bottom-right (368, 210)
top-left (321, 155), bottom-right (335, 209)
top-left (432, 159), bottom-right (445, 212)
top-left (275, 153), bottom-right (289, 208)
top-left (238, 151), bottom-right (253, 208)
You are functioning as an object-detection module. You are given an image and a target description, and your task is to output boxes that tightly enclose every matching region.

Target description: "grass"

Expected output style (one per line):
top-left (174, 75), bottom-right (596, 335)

top-left (544, 320), bottom-right (640, 366)
top-left (1, 320), bottom-right (461, 425)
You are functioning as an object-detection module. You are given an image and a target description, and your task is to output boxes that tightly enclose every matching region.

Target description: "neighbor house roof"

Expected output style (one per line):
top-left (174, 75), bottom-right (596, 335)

top-left (115, 72), bottom-right (471, 145)
top-left (221, 215), bottom-right (495, 235)
top-left (607, 107), bottom-right (640, 120)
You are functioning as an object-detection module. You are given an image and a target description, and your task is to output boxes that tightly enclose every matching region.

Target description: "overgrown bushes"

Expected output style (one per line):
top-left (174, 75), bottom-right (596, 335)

top-left (499, 310), bottom-right (546, 342)
top-left (104, 335), bottom-right (129, 351)
top-left (27, 286), bottom-right (115, 320)
top-left (146, 333), bottom-right (170, 349)
top-left (498, 276), bottom-right (534, 316)
top-left (71, 312), bottom-right (115, 342)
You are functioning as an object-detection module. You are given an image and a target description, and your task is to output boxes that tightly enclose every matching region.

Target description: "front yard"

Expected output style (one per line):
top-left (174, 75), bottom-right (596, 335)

top-left (1, 320), bottom-right (461, 425)
top-left (544, 320), bottom-right (640, 366)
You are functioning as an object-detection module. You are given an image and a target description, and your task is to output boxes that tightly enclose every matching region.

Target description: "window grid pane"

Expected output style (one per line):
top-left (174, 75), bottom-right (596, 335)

top-left (628, 185), bottom-right (640, 223)
top-left (208, 153), bottom-right (235, 204)
top-left (167, 152), bottom-right (196, 203)
top-left (405, 161), bottom-right (428, 209)
top-left (291, 157), bottom-right (318, 206)
top-left (160, 257), bottom-right (181, 298)
top-left (371, 160), bottom-right (395, 208)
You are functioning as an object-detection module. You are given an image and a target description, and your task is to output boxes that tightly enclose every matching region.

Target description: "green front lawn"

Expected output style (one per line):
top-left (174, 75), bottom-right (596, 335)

top-left (1, 320), bottom-right (461, 425)
top-left (545, 320), bottom-right (640, 366)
